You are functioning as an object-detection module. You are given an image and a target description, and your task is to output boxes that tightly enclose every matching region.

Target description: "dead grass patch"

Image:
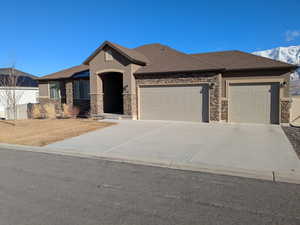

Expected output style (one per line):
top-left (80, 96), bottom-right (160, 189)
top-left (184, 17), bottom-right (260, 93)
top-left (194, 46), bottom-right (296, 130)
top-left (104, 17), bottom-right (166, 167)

top-left (0, 119), bottom-right (115, 146)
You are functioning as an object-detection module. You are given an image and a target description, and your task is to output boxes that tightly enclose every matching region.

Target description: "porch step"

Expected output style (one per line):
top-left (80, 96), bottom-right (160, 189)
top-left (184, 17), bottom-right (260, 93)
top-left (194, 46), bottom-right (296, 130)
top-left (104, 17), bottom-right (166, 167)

top-left (94, 113), bottom-right (132, 120)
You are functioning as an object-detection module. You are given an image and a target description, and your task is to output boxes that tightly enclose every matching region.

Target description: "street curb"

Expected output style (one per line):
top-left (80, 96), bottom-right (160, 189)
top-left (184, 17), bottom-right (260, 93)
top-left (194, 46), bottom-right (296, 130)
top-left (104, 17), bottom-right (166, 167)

top-left (0, 143), bottom-right (300, 185)
top-left (290, 123), bottom-right (300, 128)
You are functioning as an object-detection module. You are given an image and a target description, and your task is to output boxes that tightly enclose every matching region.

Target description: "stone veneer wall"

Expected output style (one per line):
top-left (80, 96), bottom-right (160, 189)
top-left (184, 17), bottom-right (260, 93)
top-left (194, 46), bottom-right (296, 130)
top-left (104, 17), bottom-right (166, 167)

top-left (280, 99), bottom-right (290, 123)
top-left (65, 81), bottom-right (73, 106)
top-left (90, 93), bottom-right (103, 115)
top-left (135, 73), bottom-right (221, 122)
top-left (123, 93), bottom-right (136, 116)
top-left (221, 99), bottom-right (228, 121)
top-left (38, 98), bottom-right (62, 114)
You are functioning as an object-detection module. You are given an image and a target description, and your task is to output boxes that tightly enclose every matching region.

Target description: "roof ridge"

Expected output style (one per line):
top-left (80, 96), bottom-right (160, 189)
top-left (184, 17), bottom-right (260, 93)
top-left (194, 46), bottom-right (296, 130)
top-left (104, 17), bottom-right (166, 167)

top-left (83, 41), bottom-right (149, 65)
top-left (191, 50), bottom-right (241, 55)
top-left (192, 49), bottom-right (297, 71)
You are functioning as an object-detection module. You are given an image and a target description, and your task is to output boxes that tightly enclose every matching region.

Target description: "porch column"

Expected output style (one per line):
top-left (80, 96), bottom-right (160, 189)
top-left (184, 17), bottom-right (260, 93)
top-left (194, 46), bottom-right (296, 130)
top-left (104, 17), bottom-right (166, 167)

top-left (123, 93), bottom-right (137, 116)
top-left (90, 72), bottom-right (104, 115)
top-left (65, 80), bottom-right (73, 106)
top-left (209, 73), bottom-right (221, 122)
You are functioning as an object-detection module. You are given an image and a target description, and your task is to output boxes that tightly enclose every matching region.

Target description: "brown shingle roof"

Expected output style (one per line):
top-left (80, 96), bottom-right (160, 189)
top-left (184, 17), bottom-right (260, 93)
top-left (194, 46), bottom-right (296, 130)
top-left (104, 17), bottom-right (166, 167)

top-left (39, 43), bottom-right (298, 80)
top-left (38, 64), bottom-right (89, 80)
top-left (83, 41), bottom-right (149, 65)
top-left (134, 44), bottom-right (223, 74)
top-left (191, 50), bottom-right (297, 71)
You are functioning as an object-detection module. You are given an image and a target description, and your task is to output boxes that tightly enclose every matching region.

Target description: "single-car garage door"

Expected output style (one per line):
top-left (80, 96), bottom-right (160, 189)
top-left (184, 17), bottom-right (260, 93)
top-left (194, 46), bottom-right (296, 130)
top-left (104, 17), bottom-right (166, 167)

top-left (229, 83), bottom-right (279, 124)
top-left (139, 85), bottom-right (209, 122)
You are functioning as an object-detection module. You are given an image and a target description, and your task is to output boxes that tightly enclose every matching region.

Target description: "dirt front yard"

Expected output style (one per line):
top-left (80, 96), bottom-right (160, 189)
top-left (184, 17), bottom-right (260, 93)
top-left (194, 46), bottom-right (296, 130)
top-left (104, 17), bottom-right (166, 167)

top-left (0, 119), bottom-right (115, 146)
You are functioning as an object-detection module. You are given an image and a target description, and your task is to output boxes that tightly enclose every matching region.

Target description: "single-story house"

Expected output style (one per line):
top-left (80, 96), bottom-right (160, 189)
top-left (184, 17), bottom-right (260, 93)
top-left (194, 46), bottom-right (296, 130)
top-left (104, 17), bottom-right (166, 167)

top-left (0, 68), bottom-right (38, 119)
top-left (38, 41), bottom-right (298, 124)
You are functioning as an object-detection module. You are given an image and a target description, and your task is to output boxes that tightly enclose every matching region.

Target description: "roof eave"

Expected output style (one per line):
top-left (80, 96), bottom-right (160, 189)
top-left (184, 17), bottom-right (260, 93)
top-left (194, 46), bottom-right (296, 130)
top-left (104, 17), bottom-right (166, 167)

top-left (224, 65), bottom-right (298, 72)
top-left (38, 67), bottom-right (90, 81)
top-left (37, 77), bottom-right (67, 81)
top-left (134, 68), bottom-right (225, 76)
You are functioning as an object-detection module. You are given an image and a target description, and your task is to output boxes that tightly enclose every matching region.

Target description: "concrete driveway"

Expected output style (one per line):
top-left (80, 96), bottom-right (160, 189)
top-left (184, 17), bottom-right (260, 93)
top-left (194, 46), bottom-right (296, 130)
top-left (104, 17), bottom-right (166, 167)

top-left (46, 120), bottom-right (300, 175)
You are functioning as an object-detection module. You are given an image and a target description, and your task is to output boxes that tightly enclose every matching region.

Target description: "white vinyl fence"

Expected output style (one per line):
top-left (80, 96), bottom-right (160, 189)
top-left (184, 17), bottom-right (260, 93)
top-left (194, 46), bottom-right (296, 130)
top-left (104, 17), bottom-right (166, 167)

top-left (5, 104), bottom-right (31, 120)
top-left (0, 87), bottom-right (39, 119)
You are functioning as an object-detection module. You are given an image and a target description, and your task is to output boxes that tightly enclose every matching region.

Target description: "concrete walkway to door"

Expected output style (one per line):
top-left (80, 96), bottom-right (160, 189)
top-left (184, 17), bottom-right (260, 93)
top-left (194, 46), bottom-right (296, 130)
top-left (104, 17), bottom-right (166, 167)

top-left (46, 120), bottom-right (300, 178)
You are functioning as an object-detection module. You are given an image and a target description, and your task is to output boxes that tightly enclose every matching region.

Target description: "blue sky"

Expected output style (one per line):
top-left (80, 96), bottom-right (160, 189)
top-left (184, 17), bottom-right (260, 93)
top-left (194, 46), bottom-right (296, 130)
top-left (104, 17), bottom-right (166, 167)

top-left (0, 0), bottom-right (299, 76)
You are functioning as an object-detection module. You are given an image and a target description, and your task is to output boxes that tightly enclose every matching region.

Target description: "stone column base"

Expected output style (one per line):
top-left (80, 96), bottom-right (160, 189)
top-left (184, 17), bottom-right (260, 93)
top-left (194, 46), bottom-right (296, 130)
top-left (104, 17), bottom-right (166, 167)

top-left (123, 93), bottom-right (137, 117)
top-left (90, 93), bottom-right (103, 115)
top-left (221, 99), bottom-right (228, 122)
top-left (280, 99), bottom-right (290, 124)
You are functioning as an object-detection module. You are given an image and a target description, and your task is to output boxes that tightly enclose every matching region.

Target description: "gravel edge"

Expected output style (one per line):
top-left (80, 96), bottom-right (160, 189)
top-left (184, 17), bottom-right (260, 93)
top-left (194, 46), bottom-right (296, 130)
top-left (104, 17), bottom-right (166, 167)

top-left (282, 126), bottom-right (300, 159)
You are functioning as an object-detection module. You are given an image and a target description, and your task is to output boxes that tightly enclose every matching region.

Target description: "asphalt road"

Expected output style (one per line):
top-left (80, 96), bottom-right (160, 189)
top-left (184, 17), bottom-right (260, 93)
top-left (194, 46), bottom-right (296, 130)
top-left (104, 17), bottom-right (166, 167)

top-left (0, 148), bottom-right (299, 225)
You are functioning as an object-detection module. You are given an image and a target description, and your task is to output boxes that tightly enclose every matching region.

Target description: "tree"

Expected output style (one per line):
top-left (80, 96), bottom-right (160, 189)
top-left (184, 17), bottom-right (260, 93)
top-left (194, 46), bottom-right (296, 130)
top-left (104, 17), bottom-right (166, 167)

top-left (0, 65), bottom-right (25, 120)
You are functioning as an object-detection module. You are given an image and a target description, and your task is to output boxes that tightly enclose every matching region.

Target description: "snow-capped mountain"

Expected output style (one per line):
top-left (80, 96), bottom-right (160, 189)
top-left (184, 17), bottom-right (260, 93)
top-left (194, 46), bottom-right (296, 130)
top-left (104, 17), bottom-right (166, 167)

top-left (253, 46), bottom-right (300, 80)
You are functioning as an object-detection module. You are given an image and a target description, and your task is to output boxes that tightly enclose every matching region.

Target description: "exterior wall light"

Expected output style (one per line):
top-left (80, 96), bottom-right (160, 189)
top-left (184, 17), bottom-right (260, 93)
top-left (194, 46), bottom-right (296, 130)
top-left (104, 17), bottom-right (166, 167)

top-left (209, 82), bottom-right (215, 89)
top-left (280, 81), bottom-right (287, 88)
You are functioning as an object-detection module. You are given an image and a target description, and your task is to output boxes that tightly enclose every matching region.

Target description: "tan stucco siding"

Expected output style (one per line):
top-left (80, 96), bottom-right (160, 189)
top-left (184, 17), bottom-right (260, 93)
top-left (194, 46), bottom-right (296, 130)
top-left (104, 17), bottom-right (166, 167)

top-left (291, 96), bottom-right (300, 124)
top-left (89, 48), bottom-right (134, 94)
top-left (38, 82), bottom-right (49, 97)
top-left (88, 46), bottom-right (138, 115)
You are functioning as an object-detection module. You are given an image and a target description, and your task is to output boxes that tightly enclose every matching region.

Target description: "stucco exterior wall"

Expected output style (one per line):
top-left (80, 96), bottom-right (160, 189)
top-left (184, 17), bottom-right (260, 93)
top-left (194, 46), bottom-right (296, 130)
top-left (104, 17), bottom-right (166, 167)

top-left (222, 70), bottom-right (291, 98)
top-left (291, 96), bottom-right (300, 125)
top-left (38, 82), bottom-right (49, 97)
top-left (88, 47), bottom-right (136, 116)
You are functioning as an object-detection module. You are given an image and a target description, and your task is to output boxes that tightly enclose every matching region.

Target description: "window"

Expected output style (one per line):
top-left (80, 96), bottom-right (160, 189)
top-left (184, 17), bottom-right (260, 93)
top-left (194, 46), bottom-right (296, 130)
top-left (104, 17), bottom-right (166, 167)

top-left (105, 49), bottom-right (113, 61)
top-left (74, 79), bottom-right (90, 99)
top-left (49, 81), bottom-right (61, 99)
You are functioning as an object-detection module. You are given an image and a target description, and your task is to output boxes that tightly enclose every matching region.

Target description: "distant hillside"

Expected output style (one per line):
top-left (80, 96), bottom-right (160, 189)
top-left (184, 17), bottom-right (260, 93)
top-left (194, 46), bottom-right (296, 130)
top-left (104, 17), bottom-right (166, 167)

top-left (253, 46), bottom-right (300, 80)
top-left (253, 46), bottom-right (300, 95)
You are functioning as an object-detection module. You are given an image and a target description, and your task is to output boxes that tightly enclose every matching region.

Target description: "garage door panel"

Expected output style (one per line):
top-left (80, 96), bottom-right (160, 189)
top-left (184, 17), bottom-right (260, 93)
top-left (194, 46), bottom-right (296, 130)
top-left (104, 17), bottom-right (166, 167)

top-left (140, 85), bottom-right (209, 122)
top-left (229, 83), bottom-right (279, 124)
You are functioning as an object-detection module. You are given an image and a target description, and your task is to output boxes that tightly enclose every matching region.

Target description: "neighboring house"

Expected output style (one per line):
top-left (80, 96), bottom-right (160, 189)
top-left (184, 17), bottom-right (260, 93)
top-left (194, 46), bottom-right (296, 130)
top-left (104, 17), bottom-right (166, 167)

top-left (38, 41), bottom-right (298, 124)
top-left (0, 68), bottom-right (39, 119)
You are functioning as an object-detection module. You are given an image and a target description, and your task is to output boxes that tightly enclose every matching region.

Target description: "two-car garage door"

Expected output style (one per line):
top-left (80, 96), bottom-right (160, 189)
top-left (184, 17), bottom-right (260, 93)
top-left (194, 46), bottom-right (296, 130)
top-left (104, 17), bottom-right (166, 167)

top-left (139, 85), bottom-right (209, 122)
top-left (138, 83), bottom-right (280, 124)
top-left (229, 83), bottom-right (280, 124)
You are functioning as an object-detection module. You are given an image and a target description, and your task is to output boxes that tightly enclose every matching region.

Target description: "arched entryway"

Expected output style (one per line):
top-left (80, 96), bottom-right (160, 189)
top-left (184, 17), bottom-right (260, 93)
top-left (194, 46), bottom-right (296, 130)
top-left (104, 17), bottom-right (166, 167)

top-left (101, 72), bottom-right (123, 114)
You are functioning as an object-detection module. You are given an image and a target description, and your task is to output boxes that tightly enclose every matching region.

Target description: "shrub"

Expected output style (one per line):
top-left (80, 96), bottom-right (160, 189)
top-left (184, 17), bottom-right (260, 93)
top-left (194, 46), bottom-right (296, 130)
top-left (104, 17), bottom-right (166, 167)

top-left (31, 104), bottom-right (42, 119)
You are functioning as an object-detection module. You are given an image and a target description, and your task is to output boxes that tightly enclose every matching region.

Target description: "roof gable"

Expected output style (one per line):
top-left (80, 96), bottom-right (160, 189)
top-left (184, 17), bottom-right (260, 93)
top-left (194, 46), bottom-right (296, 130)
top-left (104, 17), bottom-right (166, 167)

top-left (83, 41), bottom-right (149, 66)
